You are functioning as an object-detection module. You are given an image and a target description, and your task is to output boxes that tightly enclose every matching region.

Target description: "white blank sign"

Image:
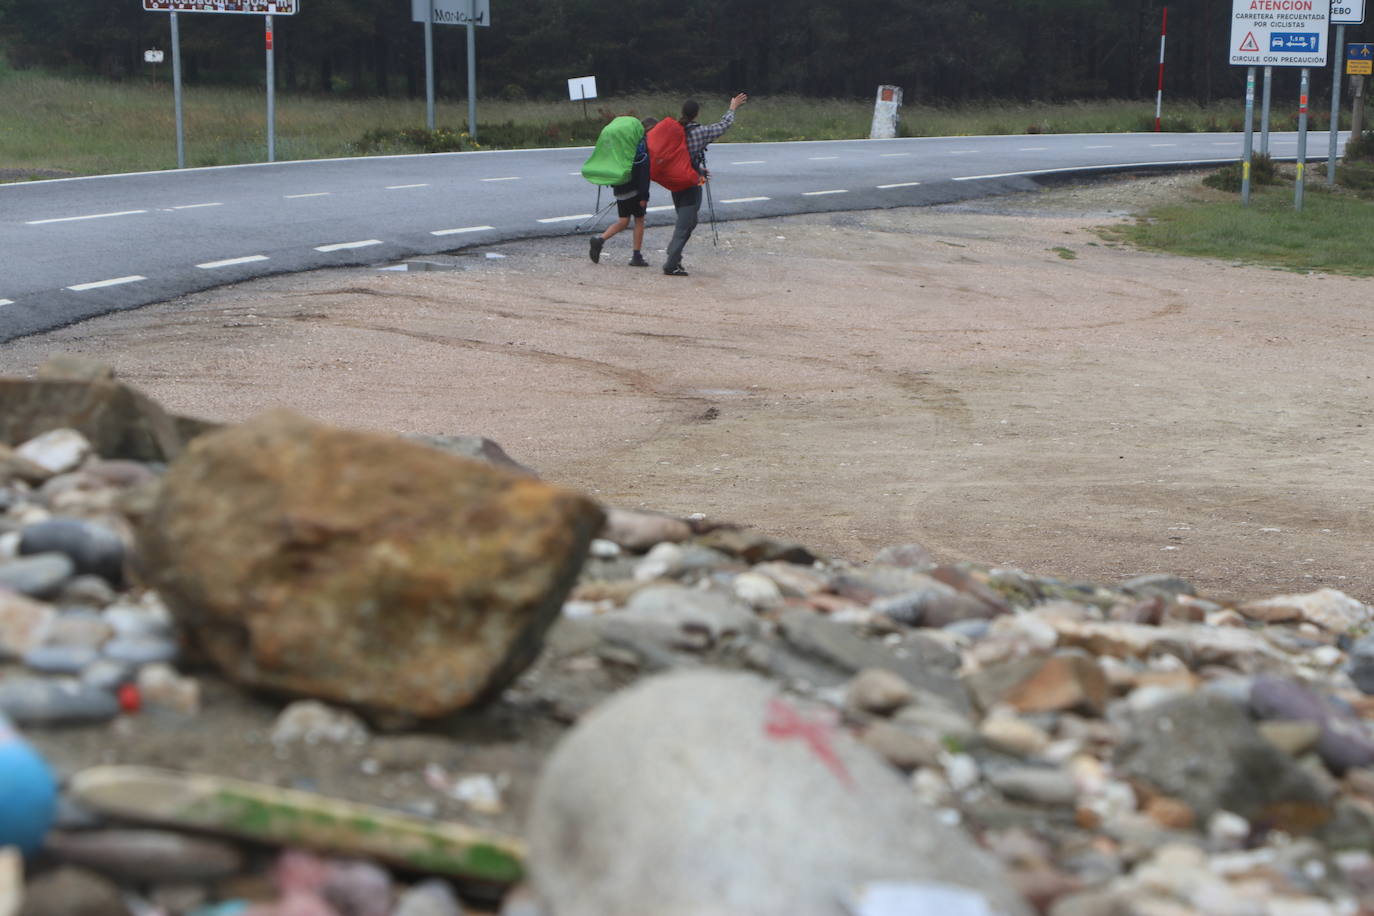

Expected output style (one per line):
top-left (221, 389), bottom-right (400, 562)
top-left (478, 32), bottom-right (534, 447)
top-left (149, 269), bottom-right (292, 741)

top-left (568, 76), bottom-right (597, 101)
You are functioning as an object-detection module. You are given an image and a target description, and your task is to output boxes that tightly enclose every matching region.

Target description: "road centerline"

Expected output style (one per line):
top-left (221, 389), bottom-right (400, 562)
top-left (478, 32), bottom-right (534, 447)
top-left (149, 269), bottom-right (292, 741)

top-left (386, 184), bottom-right (430, 190)
top-left (67, 275), bottom-right (145, 291)
top-left (26, 210), bottom-right (147, 225)
top-left (286, 192), bottom-right (331, 199)
top-left (198, 255), bottom-right (270, 269)
top-left (315, 240), bottom-right (383, 252)
top-left (431, 225), bottom-right (494, 236)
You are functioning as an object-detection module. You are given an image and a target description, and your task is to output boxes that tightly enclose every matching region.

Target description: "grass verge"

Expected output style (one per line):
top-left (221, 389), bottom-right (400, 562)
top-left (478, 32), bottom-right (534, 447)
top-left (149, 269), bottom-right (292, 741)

top-left (1103, 178), bottom-right (1374, 277)
top-left (0, 65), bottom-right (1286, 179)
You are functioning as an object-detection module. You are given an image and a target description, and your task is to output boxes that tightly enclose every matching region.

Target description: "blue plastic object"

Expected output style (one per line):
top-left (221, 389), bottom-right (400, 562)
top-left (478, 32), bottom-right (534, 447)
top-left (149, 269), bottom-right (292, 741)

top-left (0, 713), bottom-right (57, 856)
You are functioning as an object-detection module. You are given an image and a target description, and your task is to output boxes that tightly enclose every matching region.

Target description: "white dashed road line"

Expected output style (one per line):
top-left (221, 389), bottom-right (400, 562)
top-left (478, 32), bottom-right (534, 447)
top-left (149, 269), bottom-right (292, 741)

top-left (1019, 147), bottom-right (1048, 151)
top-left (731, 160), bottom-right (766, 165)
top-left (170, 202), bottom-right (223, 210)
top-left (431, 225), bottom-right (493, 236)
top-left (0, 300), bottom-right (13, 307)
top-left (803, 189), bottom-right (849, 196)
top-left (808, 156), bottom-right (840, 160)
top-left (877, 182), bottom-right (921, 189)
top-left (1085, 145), bottom-right (1114, 149)
top-left (198, 255), bottom-right (269, 269)
top-left (1150, 143), bottom-right (1177, 147)
top-left (481, 177), bottom-right (521, 182)
top-left (315, 240), bottom-right (383, 252)
top-left (67, 276), bottom-right (145, 291)
top-left (286, 192), bottom-right (330, 199)
top-left (646, 205), bottom-right (674, 213)
top-left (386, 184), bottom-right (429, 190)
top-left (721, 196), bottom-right (770, 203)
top-left (26, 210), bottom-right (147, 225)
top-left (537, 214), bottom-right (591, 224)
top-left (879, 153), bottom-right (911, 158)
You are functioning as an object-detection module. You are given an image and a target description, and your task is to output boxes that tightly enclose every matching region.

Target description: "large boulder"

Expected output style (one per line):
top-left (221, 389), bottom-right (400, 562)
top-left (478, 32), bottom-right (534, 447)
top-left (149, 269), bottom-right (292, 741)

top-left (140, 410), bottom-right (603, 719)
top-left (526, 669), bottom-right (1030, 916)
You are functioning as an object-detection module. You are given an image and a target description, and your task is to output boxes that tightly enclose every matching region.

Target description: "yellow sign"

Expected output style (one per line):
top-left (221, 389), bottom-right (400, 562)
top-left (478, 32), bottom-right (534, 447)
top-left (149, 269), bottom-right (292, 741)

top-left (1349, 59), bottom-right (1373, 74)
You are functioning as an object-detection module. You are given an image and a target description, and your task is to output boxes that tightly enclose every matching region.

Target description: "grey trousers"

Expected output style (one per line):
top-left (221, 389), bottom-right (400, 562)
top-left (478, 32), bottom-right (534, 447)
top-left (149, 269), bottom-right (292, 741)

top-left (663, 186), bottom-right (702, 271)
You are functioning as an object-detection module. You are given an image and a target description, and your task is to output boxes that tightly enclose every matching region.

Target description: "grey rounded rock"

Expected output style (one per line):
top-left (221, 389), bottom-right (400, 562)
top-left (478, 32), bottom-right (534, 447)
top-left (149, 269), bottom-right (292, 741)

top-left (527, 669), bottom-right (1030, 916)
top-left (19, 517), bottom-right (126, 585)
top-left (1349, 635), bottom-right (1374, 695)
top-left (0, 552), bottom-right (76, 599)
top-left (0, 677), bottom-right (120, 725)
top-left (81, 659), bottom-right (136, 691)
top-left (102, 636), bottom-right (178, 666)
top-left (56, 575), bottom-right (119, 609)
top-left (23, 643), bottom-right (99, 675)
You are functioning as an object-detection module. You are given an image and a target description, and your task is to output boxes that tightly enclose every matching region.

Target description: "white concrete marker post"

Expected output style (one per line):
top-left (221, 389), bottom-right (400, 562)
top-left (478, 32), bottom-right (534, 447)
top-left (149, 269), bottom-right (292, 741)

top-left (869, 86), bottom-right (903, 140)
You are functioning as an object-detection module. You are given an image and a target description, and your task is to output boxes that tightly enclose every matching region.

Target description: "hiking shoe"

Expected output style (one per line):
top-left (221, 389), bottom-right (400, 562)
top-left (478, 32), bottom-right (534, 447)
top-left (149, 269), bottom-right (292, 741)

top-left (629, 254), bottom-right (650, 267)
top-left (589, 236), bottom-right (604, 264)
top-left (663, 265), bottom-right (689, 277)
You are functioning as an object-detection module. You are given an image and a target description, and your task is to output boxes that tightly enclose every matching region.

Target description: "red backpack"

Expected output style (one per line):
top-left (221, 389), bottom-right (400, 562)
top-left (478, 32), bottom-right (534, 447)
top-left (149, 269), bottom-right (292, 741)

top-left (647, 118), bottom-right (701, 192)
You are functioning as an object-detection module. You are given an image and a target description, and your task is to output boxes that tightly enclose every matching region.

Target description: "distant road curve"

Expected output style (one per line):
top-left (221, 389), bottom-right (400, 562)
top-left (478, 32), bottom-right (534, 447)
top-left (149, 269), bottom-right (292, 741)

top-left (0, 130), bottom-right (1344, 342)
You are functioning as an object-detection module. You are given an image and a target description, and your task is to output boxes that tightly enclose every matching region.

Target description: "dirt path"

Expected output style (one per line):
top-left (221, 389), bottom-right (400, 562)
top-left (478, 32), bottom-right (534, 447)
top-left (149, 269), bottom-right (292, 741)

top-left (3, 172), bottom-right (1371, 603)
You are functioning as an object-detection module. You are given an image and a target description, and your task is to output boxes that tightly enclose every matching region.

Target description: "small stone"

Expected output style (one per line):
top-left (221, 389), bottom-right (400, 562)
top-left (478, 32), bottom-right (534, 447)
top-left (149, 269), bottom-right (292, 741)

top-left (1349, 634), bottom-right (1374, 695)
top-left (601, 507), bottom-right (692, 551)
top-left (732, 571), bottom-right (782, 610)
top-left (1259, 720), bottom-right (1325, 757)
top-left (45, 828), bottom-right (244, 882)
top-left (587, 539), bottom-right (620, 559)
top-left (845, 669), bottom-right (916, 717)
top-left (103, 604), bottom-right (174, 640)
top-left (989, 767), bottom-right (1079, 807)
top-left (46, 609), bottom-right (113, 651)
top-left (750, 561), bottom-right (829, 598)
top-left (321, 858), bottom-right (393, 916)
top-left (14, 429), bottom-right (92, 475)
top-left (15, 865), bottom-right (130, 916)
top-left (0, 847), bottom-right (19, 916)
top-left (80, 659), bottom-right (135, 691)
top-left (1240, 588), bottom-right (1372, 633)
top-left (23, 643), bottom-right (98, 674)
top-left (1144, 796), bottom-right (1197, 830)
top-left (136, 663), bottom-right (201, 715)
top-left (632, 542), bottom-right (685, 581)
top-left (18, 518), bottom-right (126, 585)
top-left (0, 678), bottom-right (119, 725)
top-left (1207, 810), bottom-right (1251, 851)
top-left (860, 721), bottom-right (943, 770)
top-left (102, 635), bottom-right (178, 666)
top-left (0, 592), bottom-right (56, 659)
top-left (394, 879), bottom-right (466, 916)
top-left (271, 700), bottom-right (371, 746)
top-left (980, 716), bottom-right (1052, 759)
top-left (965, 653), bottom-right (1107, 717)
top-left (0, 553), bottom-right (75, 600)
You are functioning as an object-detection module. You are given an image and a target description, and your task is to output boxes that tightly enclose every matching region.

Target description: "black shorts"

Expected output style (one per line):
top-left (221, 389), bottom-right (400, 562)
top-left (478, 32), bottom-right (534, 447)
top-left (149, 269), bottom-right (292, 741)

top-left (616, 197), bottom-right (646, 219)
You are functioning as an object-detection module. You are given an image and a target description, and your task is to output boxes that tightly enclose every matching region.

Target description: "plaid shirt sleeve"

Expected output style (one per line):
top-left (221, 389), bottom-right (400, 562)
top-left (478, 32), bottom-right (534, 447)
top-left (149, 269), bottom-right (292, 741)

top-left (685, 109), bottom-right (736, 169)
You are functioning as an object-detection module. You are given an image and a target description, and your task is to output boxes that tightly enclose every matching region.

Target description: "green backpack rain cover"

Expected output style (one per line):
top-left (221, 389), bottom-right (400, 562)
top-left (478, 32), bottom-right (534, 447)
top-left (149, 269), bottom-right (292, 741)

top-left (581, 116), bottom-right (646, 187)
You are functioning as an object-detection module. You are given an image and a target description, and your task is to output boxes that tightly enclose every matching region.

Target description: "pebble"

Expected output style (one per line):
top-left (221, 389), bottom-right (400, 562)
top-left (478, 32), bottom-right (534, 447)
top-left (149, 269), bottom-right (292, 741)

top-left (989, 767), bottom-right (1080, 807)
top-left (55, 574), bottom-right (119, 608)
top-left (271, 701), bottom-right (370, 746)
top-left (14, 428), bottom-right (92, 475)
top-left (18, 517), bottom-right (126, 585)
top-left (732, 571), bottom-right (783, 609)
top-left (980, 715), bottom-right (1052, 758)
top-left (46, 829), bottom-right (245, 883)
top-left (137, 663), bottom-right (201, 715)
top-left (23, 643), bottom-right (99, 674)
top-left (80, 659), bottom-right (136, 691)
top-left (393, 879), bottom-right (466, 916)
top-left (0, 591), bottom-right (56, 658)
top-left (0, 678), bottom-right (120, 725)
top-left (102, 635), bottom-right (178, 666)
top-left (0, 552), bottom-right (75, 599)
top-left (845, 668), bottom-right (916, 716)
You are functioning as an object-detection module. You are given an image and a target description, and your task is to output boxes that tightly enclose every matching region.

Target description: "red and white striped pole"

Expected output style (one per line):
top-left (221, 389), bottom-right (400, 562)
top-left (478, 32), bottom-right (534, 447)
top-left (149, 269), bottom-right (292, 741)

top-left (1155, 6), bottom-right (1168, 132)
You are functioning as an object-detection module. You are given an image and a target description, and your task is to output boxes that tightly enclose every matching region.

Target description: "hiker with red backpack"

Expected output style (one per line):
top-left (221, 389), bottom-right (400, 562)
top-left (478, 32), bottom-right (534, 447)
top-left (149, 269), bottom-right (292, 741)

top-left (648, 93), bottom-right (748, 277)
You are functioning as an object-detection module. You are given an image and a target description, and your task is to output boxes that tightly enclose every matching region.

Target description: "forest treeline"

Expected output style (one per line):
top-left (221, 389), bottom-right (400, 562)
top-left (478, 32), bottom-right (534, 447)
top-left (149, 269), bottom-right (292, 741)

top-left (0, 0), bottom-right (1339, 103)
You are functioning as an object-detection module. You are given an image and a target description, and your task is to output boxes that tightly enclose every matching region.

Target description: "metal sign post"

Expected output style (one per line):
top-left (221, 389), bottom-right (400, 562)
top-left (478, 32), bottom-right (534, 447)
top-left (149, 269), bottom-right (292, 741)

top-left (1261, 66), bottom-right (1273, 155)
top-left (1297, 68), bottom-right (1310, 211)
top-left (265, 15), bottom-right (275, 162)
top-left (170, 13), bottom-right (185, 169)
top-left (466, 0), bottom-right (477, 139)
top-left (425, 0), bottom-right (435, 130)
top-left (1330, 25), bottom-right (1346, 185)
top-left (1243, 67), bottom-right (1257, 206)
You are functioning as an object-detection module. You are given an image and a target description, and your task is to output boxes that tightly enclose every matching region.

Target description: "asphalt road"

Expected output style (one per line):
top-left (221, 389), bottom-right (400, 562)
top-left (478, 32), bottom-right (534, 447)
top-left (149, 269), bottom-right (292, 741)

top-left (0, 130), bottom-right (1342, 342)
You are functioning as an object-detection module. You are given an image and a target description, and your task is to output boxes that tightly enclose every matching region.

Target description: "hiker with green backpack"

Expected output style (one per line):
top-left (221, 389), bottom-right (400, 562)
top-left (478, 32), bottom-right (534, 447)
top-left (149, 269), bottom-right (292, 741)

top-left (582, 116), bottom-right (658, 267)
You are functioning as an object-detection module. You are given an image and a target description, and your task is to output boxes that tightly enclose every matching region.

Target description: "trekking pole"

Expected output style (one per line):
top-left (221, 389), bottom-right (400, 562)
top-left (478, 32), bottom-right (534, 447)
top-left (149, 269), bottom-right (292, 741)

top-left (705, 181), bottom-right (719, 246)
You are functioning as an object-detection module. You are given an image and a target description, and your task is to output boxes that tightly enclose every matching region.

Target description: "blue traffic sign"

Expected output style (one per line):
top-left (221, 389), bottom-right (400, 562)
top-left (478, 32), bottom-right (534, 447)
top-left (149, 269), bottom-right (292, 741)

top-left (1270, 32), bottom-right (1321, 52)
top-left (1349, 42), bottom-right (1374, 59)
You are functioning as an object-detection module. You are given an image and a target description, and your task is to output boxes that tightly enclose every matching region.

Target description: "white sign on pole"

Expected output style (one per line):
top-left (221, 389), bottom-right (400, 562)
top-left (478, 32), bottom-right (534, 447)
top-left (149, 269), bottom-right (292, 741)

top-left (567, 76), bottom-right (597, 101)
top-left (144, 49), bottom-right (165, 63)
top-left (142, 1), bottom-right (297, 14)
top-left (410, 0), bottom-right (490, 27)
top-left (1230, 0), bottom-right (1329, 66)
top-left (1333, 0), bottom-right (1366, 24)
